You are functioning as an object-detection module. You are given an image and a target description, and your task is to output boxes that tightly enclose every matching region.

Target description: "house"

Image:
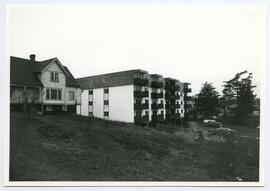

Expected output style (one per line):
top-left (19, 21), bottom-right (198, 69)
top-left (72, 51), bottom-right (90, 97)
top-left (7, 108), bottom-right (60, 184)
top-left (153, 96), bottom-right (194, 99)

top-left (76, 69), bottom-right (186, 124)
top-left (10, 54), bottom-right (81, 114)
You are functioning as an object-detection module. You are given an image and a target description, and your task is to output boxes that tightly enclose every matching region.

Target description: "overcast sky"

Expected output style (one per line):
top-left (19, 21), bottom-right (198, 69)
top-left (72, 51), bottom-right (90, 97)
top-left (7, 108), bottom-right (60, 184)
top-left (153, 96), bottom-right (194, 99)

top-left (7, 5), bottom-right (265, 96)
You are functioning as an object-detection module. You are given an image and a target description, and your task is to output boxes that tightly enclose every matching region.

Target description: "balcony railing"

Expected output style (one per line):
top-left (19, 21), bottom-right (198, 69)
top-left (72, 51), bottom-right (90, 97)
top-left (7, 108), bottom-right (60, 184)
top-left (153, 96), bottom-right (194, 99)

top-left (157, 114), bottom-right (165, 121)
top-left (134, 102), bottom-right (149, 110)
top-left (157, 103), bottom-right (164, 109)
top-left (151, 114), bottom-right (165, 121)
top-left (151, 81), bottom-right (164, 88)
top-left (151, 92), bottom-right (164, 99)
top-left (134, 78), bottom-right (149, 86)
top-left (134, 91), bottom-right (149, 98)
top-left (165, 84), bottom-right (180, 91)
top-left (184, 88), bottom-right (192, 93)
top-left (165, 93), bottom-right (176, 99)
top-left (134, 115), bottom-right (149, 123)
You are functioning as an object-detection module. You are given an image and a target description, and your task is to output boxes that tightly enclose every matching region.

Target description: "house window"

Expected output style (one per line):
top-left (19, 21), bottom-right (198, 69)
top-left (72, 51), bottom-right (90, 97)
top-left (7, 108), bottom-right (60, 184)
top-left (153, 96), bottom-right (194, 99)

top-left (181, 109), bottom-right (183, 113)
top-left (50, 72), bottom-right (59, 82)
top-left (46, 89), bottom-right (50, 99)
top-left (89, 90), bottom-right (93, 95)
top-left (104, 88), bottom-right (109, 94)
top-left (160, 110), bottom-right (164, 115)
top-left (69, 91), bottom-right (75, 101)
top-left (89, 101), bottom-right (93, 106)
top-left (62, 105), bottom-right (67, 111)
top-left (46, 88), bottom-right (61, 100)
top-left (176, 110), bottom-right (180, 114)
top-left (104, 111), bottom-right (109, 116)
top-left (104, 100), bottom-right (109, 105)
top-left (46, 105), bottom-right (52, 111)
top-left (181, 101), bottom-right (183, 105)
top-left (89, 112), bottom-right (93, 117)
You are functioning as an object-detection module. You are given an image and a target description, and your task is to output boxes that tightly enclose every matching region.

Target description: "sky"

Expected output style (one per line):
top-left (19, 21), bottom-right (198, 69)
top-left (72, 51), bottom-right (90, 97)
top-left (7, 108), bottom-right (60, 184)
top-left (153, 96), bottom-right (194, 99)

top-left (7, 5), bottom-right (265, 96)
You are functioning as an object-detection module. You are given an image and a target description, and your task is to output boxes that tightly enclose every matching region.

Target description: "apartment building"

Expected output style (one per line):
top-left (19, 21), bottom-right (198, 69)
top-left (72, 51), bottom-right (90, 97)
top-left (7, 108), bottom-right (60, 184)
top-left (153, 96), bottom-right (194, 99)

top-left (76, 69), bottom-right (187, 124)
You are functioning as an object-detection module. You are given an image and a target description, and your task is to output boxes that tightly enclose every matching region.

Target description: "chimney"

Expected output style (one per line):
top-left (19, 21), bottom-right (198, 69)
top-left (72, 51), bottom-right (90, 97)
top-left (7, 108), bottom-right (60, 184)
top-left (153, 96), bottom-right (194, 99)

top-left (29, 54), bottom-right (36, 62)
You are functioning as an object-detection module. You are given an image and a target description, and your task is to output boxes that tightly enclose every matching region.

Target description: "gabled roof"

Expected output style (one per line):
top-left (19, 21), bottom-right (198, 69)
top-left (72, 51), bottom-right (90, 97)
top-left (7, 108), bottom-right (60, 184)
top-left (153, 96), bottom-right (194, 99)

top-left (10, 56), bottom-right (80, 88)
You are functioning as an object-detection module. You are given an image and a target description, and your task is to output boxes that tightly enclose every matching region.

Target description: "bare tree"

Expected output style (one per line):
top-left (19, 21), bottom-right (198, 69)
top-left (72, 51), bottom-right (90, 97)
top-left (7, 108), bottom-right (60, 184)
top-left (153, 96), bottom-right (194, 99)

top-left (22, 88), bottom-right (39, 119)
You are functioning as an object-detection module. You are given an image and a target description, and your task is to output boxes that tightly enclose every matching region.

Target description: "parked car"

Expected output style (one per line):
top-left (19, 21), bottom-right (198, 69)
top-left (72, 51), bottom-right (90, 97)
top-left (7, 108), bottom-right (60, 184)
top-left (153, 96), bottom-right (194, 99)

top-left (203, 119), bottom-right (222, 128)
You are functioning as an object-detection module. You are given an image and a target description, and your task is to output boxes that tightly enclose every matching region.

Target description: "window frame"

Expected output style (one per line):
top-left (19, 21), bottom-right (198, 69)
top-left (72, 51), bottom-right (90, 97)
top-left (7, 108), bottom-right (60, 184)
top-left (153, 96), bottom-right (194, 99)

top-left (69, 90), bottom-right (75, 101)
top-left (50, 72), bottom-right (59, 83)
top-left (104, 111), bottom-right (109, 117)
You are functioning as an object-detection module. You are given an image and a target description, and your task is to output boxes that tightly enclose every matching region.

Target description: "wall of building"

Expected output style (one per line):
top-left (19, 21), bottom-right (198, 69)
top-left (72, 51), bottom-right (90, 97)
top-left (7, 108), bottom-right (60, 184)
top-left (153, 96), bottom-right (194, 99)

top-left (80, 90), bottom-right (89, 116)
top-left (109, 85), bottom-right (134, 122)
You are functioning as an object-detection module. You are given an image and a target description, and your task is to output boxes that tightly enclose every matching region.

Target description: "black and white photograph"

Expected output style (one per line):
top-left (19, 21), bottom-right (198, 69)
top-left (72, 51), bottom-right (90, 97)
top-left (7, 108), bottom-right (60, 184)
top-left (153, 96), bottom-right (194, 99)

top-left (5, 4), bottom-right (265, 187)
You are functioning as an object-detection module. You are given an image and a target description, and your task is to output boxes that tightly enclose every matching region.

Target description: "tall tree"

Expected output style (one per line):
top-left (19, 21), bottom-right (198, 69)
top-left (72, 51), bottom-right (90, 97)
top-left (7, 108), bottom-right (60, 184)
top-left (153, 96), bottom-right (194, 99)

top-left (222, 71), bottom-right (256, 124)
top-left (195, 82), bottom-right (220, 119)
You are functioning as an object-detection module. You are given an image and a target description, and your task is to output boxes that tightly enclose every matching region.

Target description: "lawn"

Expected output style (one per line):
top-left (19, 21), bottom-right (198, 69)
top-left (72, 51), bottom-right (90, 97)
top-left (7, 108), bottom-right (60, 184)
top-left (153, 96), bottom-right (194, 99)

top-left (9, 112), bottom-right (259, 181)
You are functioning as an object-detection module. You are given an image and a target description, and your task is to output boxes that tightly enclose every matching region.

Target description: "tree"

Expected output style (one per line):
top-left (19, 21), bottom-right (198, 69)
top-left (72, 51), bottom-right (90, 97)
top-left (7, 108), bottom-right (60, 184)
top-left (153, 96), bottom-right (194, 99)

top-left (195, 82), bottom-right (220, 119)
top-left (22, 88), bottom-right (40, 119)
top-left (222, 71), bottom-right (256, 125)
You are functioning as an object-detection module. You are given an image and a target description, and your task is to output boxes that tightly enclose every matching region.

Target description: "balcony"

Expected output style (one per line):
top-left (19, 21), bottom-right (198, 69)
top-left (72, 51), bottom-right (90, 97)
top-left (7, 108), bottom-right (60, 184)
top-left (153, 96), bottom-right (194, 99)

top-left (175, 94), bottom-right (180, 99)
top-left (151, 81), bottom-right (164, 88)
top-left (157, 103), bottom-right (164, 109)
top-left (134, 78), bottom-right (149, 86)
top-left (151, 92), bottom-right (164, 99)
top-left (184, 88), bottom-right (192, 93)
top-left (165, 93), bottom-right (176, 99)
top-left (151, 114), bottom-right (164, 122)
top-left (165, 84), bottom-right (180, 91)
top-left (134, 115), bottom-right (149, 123)
top-left (134, 91), bottom-right (149, 98)
top-left (151, 103), bottom-right (158, 110)
top-left (157, 114), bottom-right (165, 121)
top-left (134, 102), bottom-right (149, 110)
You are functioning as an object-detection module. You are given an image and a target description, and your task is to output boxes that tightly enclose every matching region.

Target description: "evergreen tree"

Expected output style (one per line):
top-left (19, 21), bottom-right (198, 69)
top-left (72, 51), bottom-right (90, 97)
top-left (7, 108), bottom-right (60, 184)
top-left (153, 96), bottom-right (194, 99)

top-left (195, 82), bottom-right (220, 119)
top-left (222, 71), bottom-right (256, 124)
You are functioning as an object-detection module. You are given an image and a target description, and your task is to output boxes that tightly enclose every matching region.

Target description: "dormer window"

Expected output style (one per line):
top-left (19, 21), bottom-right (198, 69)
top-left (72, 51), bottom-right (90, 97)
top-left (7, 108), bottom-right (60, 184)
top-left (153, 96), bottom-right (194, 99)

top-left (50, 72), bottom-right (59, 82)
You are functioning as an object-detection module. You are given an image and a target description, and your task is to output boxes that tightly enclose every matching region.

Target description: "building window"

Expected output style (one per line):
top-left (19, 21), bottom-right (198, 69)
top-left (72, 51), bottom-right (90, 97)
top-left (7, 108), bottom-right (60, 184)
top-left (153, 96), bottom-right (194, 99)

top-left (104, 88), bottom-right (109, 94)
top-left (62, 105), bottom-right (67, 111)
top-left (46, 105), bottom-right (52, 111)
top-left (89, 101), bottom-right (93, 106)
top-left (160, 110), bottom-right (164, 115)
top-left (181, 101), bottom-right (183, 105)
top-left (89, 90), bottom-right (93, 95)
top-left (104, 111), bottom-right (109, 116)
top-left (176, 110), bottom-right (180, 114)
top-left (181, 109), bottom-right (183, 113)
top-left (89, 112), bottom-right (93, 117)
top-left (46, 88), bottom-right (61, 100)
top-left (104, 100), bottom-right (109, 105)
top-left (69, 91), bottom-right (75, 101)
top-left (50, 72), bottom-right (59, 82)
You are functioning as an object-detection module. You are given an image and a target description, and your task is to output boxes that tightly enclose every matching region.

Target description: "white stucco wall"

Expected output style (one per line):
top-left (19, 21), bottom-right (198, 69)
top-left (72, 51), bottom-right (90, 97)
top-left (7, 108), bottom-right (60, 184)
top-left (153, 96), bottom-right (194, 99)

top-left (93, 88), bottom-right (104, 119)
top-left (109, 85), bottom-right (134, 122)
top-left (80, 90), bottom-right (89, 116)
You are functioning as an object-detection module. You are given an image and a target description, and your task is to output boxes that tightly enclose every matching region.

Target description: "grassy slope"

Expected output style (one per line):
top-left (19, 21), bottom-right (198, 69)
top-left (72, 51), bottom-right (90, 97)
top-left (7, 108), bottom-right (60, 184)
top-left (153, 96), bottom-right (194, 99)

top-left (10, 112), bottom-right (259, 181)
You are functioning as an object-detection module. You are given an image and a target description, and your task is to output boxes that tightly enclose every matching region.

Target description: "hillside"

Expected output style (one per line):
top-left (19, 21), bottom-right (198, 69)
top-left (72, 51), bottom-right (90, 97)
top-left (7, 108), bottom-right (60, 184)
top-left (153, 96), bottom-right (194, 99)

top-left (10, 112), bottom-right (259, 181)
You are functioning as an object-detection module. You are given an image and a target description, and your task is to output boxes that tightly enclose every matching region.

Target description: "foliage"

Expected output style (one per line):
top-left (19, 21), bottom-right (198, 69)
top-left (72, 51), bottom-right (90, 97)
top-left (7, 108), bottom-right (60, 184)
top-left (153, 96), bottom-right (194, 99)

top-left (222, 71), bottom-right (256, 125)
top-left (195, 82), bottom-right (220, 119)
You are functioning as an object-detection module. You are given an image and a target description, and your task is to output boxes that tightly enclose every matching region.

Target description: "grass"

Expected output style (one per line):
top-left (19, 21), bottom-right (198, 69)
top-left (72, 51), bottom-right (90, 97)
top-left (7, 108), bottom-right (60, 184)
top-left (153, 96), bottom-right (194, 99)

top-left (10, 112), bottom-right (259, 181)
